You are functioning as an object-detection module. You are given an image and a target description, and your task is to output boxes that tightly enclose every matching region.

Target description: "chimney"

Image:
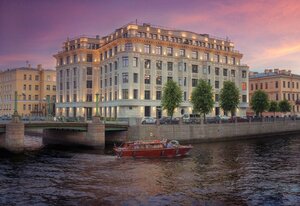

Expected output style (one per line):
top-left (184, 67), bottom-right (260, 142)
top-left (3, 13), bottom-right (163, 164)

top-left (37, 64), bottom-right (42, 70)
top-left (274, 69), bottom-right (279, 74)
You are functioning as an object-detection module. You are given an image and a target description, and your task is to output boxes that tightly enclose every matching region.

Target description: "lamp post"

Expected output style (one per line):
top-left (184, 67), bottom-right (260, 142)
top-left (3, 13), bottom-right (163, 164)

top-left (95, 93), bottom-right (100, 116)
top-left (13, 91), bottom-right (18, 115)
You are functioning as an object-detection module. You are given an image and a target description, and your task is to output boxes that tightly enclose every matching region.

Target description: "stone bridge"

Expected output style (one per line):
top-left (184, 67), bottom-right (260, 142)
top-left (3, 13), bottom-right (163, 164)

top-left (0, 116), bottom-right (128, 153)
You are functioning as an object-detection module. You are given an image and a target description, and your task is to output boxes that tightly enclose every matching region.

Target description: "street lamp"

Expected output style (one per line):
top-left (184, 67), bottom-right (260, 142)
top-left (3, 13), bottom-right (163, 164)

top-left (95, 93), bottom-right (100, 116)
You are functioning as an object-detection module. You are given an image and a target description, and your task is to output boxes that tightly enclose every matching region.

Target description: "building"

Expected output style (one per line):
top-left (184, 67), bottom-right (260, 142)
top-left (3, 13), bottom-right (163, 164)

top-left (54, 22), bottom-right (249, 119)
top-left (53, 36), bottom-right (101, 119)
top-left (0, 64), bottom-right (56, 117)
top-left (249, 69), bottom-right (300, 115)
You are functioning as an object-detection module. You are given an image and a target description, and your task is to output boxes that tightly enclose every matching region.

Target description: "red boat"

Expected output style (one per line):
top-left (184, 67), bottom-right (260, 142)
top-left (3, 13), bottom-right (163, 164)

top-left (113, 139), bottom-right (193, 158)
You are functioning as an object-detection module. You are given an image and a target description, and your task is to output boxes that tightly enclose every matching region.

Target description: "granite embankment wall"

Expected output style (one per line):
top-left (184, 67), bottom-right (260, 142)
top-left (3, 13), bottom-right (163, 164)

top-left (127, 120), bottom-right (300, 143)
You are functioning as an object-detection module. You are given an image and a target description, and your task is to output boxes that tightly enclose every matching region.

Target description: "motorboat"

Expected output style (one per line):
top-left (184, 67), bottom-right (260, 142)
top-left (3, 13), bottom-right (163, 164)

top-left (113, 139), bottom-right (192, 158)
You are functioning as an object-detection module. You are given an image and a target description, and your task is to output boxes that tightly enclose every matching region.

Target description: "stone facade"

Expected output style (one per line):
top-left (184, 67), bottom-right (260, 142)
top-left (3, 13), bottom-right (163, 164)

top-left (54, 22), bottom-right (249, 119)
top-left (0, 64), bottom-right (56, 117)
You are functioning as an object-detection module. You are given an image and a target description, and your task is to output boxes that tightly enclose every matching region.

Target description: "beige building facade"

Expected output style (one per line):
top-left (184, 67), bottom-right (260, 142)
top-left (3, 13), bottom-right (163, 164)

top-left (249, 69), bottom-right (300, 115)
top-left (0, 65), bottom-right (56, 117)
top-left (54, 22), bottom-right (249, 119)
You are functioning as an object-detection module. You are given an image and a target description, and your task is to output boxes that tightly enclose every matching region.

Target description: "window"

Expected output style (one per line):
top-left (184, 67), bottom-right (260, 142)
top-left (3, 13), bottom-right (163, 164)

top-left (184, 77), bottom-right (187, 86)
top-left (192, 51), bottom-right (198, 59)
top-left (144, 75), bottom-right (151, 84)
top-left (35, 85), bottom-right (39, 90)
top-left (265, 82), bottom-right (268, 89)
top-left (223, 68), bottom-right (228, 76)
top-left (125, 43), bottom-right (133, 51)
top-left (275, 81), bottom-right (278, 88)
top-left (184, 92), bottom-right (187, 101)
top-left (215, 81), bottom-right (219, 89)
top-left (133, 73), bottom-right (138, 83)
top-left (215, 94), bottom-right (219, 102)
top-left (242, 82), bottom-right (247, 90)
top-left (242, 71), bottom-right (247, 78)
top-left (156, 46), bottom-right (162, 55)
top-left (156, 91), bottom-right (161, 100)
top-left (288, 82), bottom-right (290, 88)
top-left (29, 95), bottom-right (32, 100)
top-left (167, 62), bottom-right (173, 71)
top-left (86, 94), bottom-right (92, 102)
top-left (29, 75), bottom-right (32, 80)
top-left (156, 76), bottom-right (162, 85)
top-left (87, 67), bottom-right (93, 75)
top-left (114, 61), bottom-right (118, 70)
top-left (35, 75), bottom-right (39, 81)
top-left (24, 74), bottom-right (26, 80)
top-left (53, 85), bottom-right (56, 91)
top-left (204, 53), bottom-right (209, 61)
top-left (231, 70), bottom-right (235, 77)
top-left (46, 85), bottom-right (50, 90)
top-left (133, 89), bottom-right (138, 99)
top-left (133, 57), bottom-right (138, 67)
top-left (215, 67), bottom-right (220, 76)
top-left (122, 57), bottom-right (129, 67)
top-left (276, 93), bottom-right (279, 101)
top-left (145, 59), bottom-right (151, 69)
top-left (192, 79), bottom-right (198, 87)
top-left (87, 54), bottom-right (93, 62)
top-left (122, 89), bottom-right (128, 99)
top-left (23, 84), bottom-right (26, 90)
top-left (86, 80), bottom-right (92, 88)
top-left (66, 69), bottom-right (69, 77)
top-left (179, 49), bottom-right (185, 57)
top-left (144, 44), bottom-right (150, 53)
top-left (73, 94), bottom-right (77, 102)
top-left (167, 47), bottom-right (173, 56)
top-left (66, 56), bottom-right (70, 64)
top-left (156, 60), bottom-right (162, 70)
top-left (73, 55), bottom-right (77, 63)
top-left (192, 65), bottom-right (198, 73)
top-left (35, 95), bottom-right (39, 100)
top-left (251, 84), bottom-right (253, 90)
top-left (178, 62), bottom-right (183, 71)
top-left (242, 95), bottom-right (247, 102)
top-left (115, 76), bottom-right (118, 85)
top-left (215, 54), bottom-right (220, 62)
top-left (144, 90), bottom-right (150, 100)
top-left (283, 81), bottom-right (286, 88)
top-left (260, 83), bottom-right (263, 89)
top-left (122, 73), bottom-right (129, 83)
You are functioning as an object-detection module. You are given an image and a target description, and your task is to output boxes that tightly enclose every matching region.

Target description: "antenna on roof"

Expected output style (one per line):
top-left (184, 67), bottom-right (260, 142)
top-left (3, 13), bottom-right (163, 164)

top-left (26, 60), bottom-right (29, 67)
top-left (135, 19), bottom-right (138, 25)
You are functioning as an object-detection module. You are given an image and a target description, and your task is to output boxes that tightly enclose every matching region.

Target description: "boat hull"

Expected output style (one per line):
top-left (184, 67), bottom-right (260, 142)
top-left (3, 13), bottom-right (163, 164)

top-left (114, 146), bottom-right (192, 158)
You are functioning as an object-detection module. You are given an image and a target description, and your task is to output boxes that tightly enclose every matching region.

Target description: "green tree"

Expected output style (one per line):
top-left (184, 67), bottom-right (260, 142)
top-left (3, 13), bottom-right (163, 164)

top-left (279, 99), bottom-right (291, 113)
top-left (250, 90), bottom-right (269, 117)
top-left (219, 81), bottom-right (240, 116)
top-left (268, 100), bottom-right (279, 116)
top-left (161, 80), bottom-right (183, 118)
top-left (191, 79), bottom-right (214, 121)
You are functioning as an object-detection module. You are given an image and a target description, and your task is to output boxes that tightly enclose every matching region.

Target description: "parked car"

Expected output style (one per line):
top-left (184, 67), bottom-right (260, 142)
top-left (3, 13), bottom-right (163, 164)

top-left (182, 113), bottom-right (201, 124)
top-left (228, 116), bottom-right (248, 123)
top-left (159, 116), bottom-right (180, 124)
top-left (141, 117), bottom-right (157, 124)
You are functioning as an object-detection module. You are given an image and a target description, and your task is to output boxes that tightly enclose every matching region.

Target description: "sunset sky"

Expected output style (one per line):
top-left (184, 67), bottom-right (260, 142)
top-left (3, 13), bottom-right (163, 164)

top-left (0, 0), bottom-right (300, 73)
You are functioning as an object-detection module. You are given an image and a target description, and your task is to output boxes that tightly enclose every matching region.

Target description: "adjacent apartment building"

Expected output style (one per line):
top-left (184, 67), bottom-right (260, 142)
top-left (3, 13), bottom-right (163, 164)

top-left (54, 22), bottom-right (249, 119)
top-left (0, 64), bottom-right (56, 117)
top-left (249, 69), bottom-right (300, 115)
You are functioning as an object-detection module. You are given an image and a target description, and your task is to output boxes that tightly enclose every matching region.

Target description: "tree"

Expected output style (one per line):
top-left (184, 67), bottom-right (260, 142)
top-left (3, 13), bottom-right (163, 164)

top-left (268, 100), bottom-right (279, 117)
top-left (250, 90), bottom-right (269, 117)
top-left (161, 80), bottom-right (183, 118)
top-left (219, 81), bottom-right (240, 116)
top-left (279, 99), bottom-right (291, 114)
top-left (191, 79), bottom-right (214, 121)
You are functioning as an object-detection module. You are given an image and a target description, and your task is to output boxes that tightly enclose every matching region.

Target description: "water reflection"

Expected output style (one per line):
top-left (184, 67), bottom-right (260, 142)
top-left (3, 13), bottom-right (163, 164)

top-left (0, 135), bottom-right (299, 205)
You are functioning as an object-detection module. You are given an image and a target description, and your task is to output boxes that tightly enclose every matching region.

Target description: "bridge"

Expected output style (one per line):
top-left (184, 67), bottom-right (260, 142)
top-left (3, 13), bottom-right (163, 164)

top-left (0, 122), bottom-right (128, 132)
top-left (0, 117), bottom-right (129, 153)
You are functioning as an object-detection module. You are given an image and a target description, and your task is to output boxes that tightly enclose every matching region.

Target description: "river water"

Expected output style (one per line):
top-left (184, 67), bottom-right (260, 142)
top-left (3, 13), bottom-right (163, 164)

top-left (0, 135), bottom-right (299, 206)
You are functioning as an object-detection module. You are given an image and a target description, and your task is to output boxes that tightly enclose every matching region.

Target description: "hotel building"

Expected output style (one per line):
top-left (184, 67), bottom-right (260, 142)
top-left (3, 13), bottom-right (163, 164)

top-left (249, 69), bottom-right (300, 115)
top-left (0, 65), bottom-right (56, 117)
top-left (54, 22), bottom-right (249, 119)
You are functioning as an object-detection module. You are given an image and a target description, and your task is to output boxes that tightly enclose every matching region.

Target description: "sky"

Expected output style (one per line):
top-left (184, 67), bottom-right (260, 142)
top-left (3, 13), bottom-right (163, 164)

top-left (0, 0), bottom-right (300, 73)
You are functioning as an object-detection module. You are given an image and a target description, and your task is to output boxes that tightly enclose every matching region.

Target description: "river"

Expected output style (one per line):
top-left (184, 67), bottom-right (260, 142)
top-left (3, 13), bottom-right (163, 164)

top-left (0, 135), bottom-right (299, 205)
